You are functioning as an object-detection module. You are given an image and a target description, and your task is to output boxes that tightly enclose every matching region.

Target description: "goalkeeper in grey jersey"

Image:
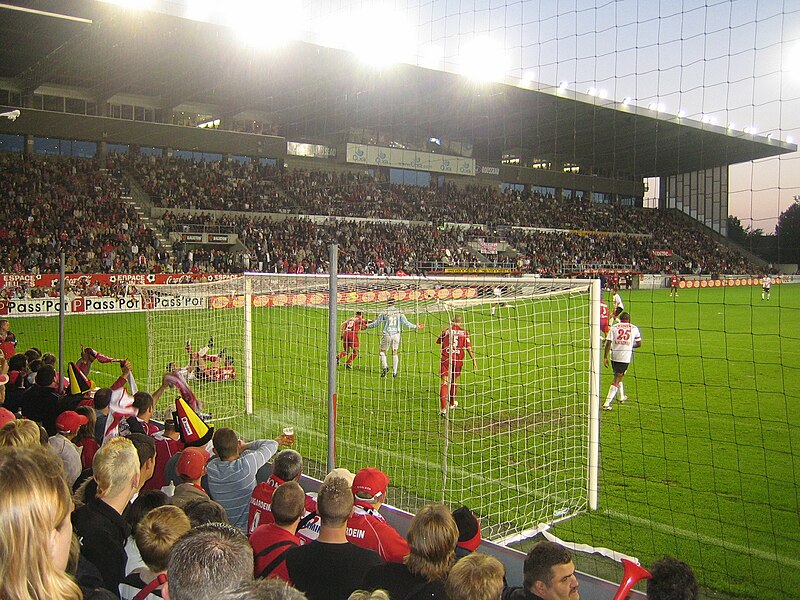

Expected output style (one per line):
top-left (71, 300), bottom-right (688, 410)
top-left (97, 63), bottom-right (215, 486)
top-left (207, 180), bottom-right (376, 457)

top-left (367, 299), bottom-right (425, 377)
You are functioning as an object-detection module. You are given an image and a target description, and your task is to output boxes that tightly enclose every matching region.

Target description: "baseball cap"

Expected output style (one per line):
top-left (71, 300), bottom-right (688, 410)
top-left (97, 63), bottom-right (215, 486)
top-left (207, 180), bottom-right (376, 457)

top-left (352, 467), bottom-right (390, 500)
top-left (55, 410), bottom-right (89, 434)
top-left (0, 407), bottom-right (15, 429)
top-left (177, 447), bottom-right (210, 480)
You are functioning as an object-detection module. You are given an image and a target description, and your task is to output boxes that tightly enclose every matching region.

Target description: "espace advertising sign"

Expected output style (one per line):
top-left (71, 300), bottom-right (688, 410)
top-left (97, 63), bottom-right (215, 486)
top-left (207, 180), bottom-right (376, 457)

top-left (0, 295), bottom-right (207, 317)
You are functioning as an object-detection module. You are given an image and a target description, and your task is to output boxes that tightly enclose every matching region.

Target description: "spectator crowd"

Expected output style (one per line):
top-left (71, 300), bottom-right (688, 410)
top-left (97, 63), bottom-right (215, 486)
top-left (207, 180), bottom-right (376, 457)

top-left (0, 153), bottom-right (759, 298)
top-left (0, 331), bottom-right (700, 600)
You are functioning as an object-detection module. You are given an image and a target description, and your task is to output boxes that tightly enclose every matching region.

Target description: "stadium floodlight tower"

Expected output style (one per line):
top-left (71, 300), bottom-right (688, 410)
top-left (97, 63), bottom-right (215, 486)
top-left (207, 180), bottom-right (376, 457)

top-left (143, 261), bottom-right (602, 542)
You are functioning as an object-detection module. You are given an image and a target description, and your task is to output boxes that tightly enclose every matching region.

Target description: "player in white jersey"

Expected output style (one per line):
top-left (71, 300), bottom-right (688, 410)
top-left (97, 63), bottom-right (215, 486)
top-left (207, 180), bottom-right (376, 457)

top-left (611, 289), bottom-right (624, 324)
top-left (762, 275), bottom-right (772, 300)
top-left (366, 299), bottom-right (424, 378)
top-left (602, 312), bottom-right (642, 410)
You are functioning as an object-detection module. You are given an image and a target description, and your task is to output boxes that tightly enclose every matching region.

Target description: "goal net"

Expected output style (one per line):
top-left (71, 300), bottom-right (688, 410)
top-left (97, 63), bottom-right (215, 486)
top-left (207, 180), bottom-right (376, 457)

top-left (145, 273), bottom-right (601, 540)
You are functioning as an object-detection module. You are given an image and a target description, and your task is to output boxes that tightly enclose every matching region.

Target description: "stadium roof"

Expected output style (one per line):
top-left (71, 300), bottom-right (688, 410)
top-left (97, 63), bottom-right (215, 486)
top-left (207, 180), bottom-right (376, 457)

top-left (0, 0), bottom-right (794, 178)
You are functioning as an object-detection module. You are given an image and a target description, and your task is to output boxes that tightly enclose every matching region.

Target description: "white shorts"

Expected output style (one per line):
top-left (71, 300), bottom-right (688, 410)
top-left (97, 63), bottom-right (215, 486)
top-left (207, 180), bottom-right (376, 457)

top-left (380, 333), bottom-right (401, 352)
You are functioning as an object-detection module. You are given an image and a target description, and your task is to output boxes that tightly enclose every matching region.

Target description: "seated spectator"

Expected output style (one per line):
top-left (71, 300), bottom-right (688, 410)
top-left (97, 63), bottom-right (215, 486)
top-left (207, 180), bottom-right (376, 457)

top-left (72, 436), bottom-right (140, 595)
top-left (276, 476), bottom-right (383, 600)
top-left (182, 497), bottom-right (229, 527)
top-left (347, 467), bottom-right (410, 562)
top-left (49, 409), bottom-right (88, 487)
top-left (503, 541), bottom-right (579, 600)
top-left (646, 556), bottom-right (698, 600)
top-left (249, 449), bottom-right (315, 533)
top-left (446, 553), bottom-right (505, 600)
top-left (164, 522), bottom-right (254, 600)
top-left (0, 416), bottom-right (43, 448)
top-left (206, 427), bottom-right (291, 531)
top-left (0, 446), bottom-right (81, 600)
top-left (119, 505), bottom-right (191, 600)
top-left (250, 481), bottom-right (305, 579)
top-left (363, 503), bottom-right (457, 599)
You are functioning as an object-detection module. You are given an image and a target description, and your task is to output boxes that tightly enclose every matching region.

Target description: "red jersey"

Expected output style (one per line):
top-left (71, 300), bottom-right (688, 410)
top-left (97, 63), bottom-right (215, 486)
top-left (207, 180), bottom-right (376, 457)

top-left (203, 365), bottom-right (236, 381)
top-left (600, 302), bottom-right (610, 334)
top-left (436, 324), bottom-right (472, 361)
top-left (248, 474), bottom-right (317, 534)
top-left (143, 434), bottom-right (183, 492)
top-left (671, 275), bottom-right (680, 288)
top-left (341, 316), bottom-right (368, 338)
top-left (345, 502), bottom-right (410, 563)
top-left (249, 523), bottom-right (301, 579)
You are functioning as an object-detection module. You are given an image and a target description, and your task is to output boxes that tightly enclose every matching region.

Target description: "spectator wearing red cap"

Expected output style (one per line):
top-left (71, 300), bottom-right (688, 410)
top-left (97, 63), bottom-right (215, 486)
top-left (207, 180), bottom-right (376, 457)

top-left (171, 446), bottom-right (213, 508)
top-left (347, 467), bottom-right (410, 562)
top-left (0, 407), bottom-right (15, 430)
top-left (249, 481), bottom-right (305, 579)
top-left (49, 410), bottom-right (88, 487)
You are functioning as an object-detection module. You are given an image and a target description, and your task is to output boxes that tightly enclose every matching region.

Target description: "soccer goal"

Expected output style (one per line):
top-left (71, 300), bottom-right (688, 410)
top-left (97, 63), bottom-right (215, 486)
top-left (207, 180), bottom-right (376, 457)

top-left (144, 272), bottom-right (601, 540)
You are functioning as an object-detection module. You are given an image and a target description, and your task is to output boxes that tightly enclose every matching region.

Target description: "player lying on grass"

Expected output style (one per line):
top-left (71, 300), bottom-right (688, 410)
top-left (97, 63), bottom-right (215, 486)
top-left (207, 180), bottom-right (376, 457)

top-left (174, 337), bottom-right (236, 382)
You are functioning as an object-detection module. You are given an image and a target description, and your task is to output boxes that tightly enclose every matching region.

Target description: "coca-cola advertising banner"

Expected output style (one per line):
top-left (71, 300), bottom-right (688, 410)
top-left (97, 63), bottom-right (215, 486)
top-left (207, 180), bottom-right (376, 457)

top-left (0, 273), bottom-right (240, 289)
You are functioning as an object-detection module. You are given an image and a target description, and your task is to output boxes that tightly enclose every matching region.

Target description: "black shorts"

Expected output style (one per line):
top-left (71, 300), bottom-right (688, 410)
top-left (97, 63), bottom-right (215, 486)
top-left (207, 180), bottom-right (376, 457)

top-left (763, 286), bottom-right (770, 293)
top-left (611, 360), bottom-right (629, 375)
top-left (613, 307), bottom-right (623, 317)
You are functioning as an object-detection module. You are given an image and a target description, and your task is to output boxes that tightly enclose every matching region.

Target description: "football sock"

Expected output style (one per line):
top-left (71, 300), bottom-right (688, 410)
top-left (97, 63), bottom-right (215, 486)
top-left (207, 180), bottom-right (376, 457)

top-left (440, 383), bottom-right (449, 410)
top-left (392, 355), bottom-right (399, 374)
top-left (450, 382), bottom-right (459, 404)
top-left (618, 382), bottom-right (625, 399)
top-left (605, 384), bottom-right (618, 405)
top-left (379, 352), bottom-right (388, 370)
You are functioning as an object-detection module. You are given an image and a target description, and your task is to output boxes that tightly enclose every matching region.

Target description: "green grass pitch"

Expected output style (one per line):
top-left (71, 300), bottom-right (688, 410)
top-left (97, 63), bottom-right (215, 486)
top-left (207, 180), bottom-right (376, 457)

top-left (12, 282), bottom-right (799, 600)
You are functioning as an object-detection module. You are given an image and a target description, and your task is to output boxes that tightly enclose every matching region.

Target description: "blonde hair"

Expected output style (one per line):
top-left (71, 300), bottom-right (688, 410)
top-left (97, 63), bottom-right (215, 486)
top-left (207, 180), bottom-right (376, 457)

top-left (347, 591), bottom-right (391, 600)
top-left (445, 553), bottom-right (505, 600)
top-left (404, 503), bottom-right (459, 582)
top-left (0, 419), bottom-right (42, 448)
top-left (93, 436), bottom-right (139, 497)
top-left (136, 505), bottom-right (191, 573)
top-left (0, 446), bottom-right (82, 600)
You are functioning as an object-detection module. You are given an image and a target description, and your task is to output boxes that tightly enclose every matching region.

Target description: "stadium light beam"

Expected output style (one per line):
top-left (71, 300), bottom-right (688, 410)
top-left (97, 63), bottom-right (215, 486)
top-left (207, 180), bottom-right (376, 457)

top-left (226, 0), bottom-right (302, 49)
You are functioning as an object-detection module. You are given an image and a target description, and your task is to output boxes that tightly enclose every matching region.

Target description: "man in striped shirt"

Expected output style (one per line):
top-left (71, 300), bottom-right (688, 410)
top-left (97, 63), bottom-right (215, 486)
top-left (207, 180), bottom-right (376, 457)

top-left (205, 427), bottom-right (293, 531)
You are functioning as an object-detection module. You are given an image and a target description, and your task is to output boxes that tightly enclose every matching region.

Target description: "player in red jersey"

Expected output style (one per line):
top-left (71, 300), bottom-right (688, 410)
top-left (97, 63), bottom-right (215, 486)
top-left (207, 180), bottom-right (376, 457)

top-left (670, 273), bottom-right (680, 297)
top-left (437, 314), bottom-right (477, 415)
top-left (600, 300), bottom-right (610, 340)
top-left (337, 311), bottom-right (368, 369)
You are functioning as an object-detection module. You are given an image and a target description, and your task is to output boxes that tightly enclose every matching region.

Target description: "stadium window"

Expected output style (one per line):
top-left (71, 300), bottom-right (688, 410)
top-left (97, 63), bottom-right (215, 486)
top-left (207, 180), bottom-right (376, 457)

top-left (134, 106), bottom-right (146, 121)
top-left (591, 192), bottom-right (612, 204)
top-left (139, 146), bottom-right (163, 156)
top-left (32, 94), bottom-right (44, 110)
top-left (86, 101), bottom-right (97, 116)
top-left (121, 104), bottom-right (133, 120)
top-left (33, 137), bottom-right (62, 155)
top-left (71, 141), bottom-right (97, 158)
top-left (532, 185), bottom-right (556, 197)
top-left (0, 134), bottom-right (24, 153)
top-left (500, 183), bottom-right (525, 192)
top-left (43, 95), bottom-right (63, 112)
top-left (65, 98), bottom-right (86, 115)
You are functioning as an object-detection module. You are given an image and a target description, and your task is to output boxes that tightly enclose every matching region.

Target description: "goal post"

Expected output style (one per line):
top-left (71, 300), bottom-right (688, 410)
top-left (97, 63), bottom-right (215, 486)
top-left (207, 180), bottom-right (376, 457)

top-left (144, 272), bottom-right (601, 540)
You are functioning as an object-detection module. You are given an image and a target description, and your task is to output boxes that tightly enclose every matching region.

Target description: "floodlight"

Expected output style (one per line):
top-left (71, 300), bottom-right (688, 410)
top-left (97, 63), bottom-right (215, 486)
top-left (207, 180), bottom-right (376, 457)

top-left (648, 103), bottom-right (657, 111)
top-left (587, 87), bottom-right (597, 96)
top-left (787, 135), bottom-right (794, 144)
top-left (420, 45), bottom-right (444, 70)
top-left (678, 110), bottom-right (686, 118)
top-left (622, 97), bottom-right (631, 106)
top-left (657, 103), bottom-right (666, 112)
top-left (559, 81), bottom-right (569, 90)
top-left (701, 114), bottom-right (712, 123)
top-left (459, 37), bottom-right (508, 82)
top-left (101, 0), bottom-right (155, 8)
top-left (226, 0), bottom-right (302, 49)
top-left (728, 122), bottom-right (736, 130)
top-left (184, 0), bottom-right (216, 22)
top-left (598, 89), bottom-right (608, 99)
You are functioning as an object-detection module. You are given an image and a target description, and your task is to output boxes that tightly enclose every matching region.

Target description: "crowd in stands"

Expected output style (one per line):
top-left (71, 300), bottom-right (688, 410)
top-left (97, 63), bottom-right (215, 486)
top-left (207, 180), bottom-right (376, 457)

top-left (0, 153), bottom-right (759, 294)
top-left (0, 154), bottom-right (164, 276)
top-left (0, 332), bottom-right (701, 599)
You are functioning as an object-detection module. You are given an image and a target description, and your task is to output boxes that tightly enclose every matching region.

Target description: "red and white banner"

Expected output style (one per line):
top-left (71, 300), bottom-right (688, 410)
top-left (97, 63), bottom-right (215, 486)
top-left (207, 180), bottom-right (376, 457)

top-left (0, 272), bottom-right (239, 291)
top-left (0, 294), bottom-right (208, 317)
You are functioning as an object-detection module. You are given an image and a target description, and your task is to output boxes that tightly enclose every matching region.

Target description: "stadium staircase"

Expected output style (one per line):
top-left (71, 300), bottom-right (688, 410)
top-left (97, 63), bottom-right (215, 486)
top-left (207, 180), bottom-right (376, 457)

top-left (118, 171), bottom-right (174, 256)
